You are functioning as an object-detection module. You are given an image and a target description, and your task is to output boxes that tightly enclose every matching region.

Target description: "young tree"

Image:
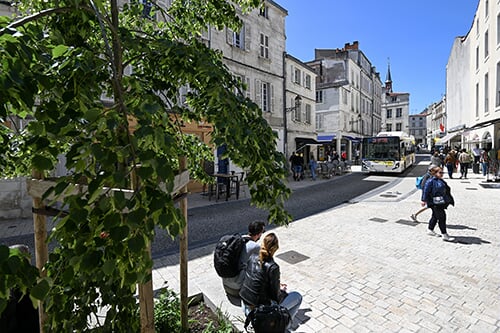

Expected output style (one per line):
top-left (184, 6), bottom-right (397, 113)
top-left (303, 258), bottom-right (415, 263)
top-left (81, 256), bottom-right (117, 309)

top-left (0, 0), bottom-right (291, 330)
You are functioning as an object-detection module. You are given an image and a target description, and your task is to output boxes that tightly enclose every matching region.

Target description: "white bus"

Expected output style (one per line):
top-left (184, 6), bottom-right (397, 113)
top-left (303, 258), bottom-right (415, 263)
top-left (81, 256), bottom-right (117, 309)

top-left (361, 131), bottom-right (416, 173)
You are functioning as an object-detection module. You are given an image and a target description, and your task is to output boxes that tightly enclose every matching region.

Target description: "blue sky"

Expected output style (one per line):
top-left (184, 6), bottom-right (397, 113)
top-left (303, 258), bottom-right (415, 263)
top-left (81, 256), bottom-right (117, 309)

top-left (281, 0), bottom-right (479, 114)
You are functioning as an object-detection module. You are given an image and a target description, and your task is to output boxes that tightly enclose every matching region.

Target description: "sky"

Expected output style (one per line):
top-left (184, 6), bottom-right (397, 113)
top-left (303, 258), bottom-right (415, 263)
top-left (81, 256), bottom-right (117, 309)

top-left (280, 0), bottom-right (479, 114)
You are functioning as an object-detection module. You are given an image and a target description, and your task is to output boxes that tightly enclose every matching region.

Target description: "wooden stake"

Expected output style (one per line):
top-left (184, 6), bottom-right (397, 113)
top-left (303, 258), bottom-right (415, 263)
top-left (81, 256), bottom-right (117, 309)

top-left (31, 169), bottom-right (48, 333)
top-left (179, 156), bottom-right (189, 331)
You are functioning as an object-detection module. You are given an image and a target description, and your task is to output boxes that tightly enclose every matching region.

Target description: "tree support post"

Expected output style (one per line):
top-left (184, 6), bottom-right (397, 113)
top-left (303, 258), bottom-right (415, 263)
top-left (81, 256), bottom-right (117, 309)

top-left (179, 156), bottom-right (189, 331)
top-left (31, 169), bottom-right (48, 333)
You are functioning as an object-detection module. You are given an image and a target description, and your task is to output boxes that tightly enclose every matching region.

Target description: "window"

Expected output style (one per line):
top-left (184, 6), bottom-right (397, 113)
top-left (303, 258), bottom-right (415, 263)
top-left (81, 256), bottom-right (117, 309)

top-left (316, 113), bottom-right (324, 130)
top-left (396, 108), bottom-right (402, 118)
top-left (261, 82), bottom-right (271, 112)
top-left (316, 90), bottom-right (323, 103)
top-left (391, 96), bottom-right (397, 102)
top-left (476, 82), bottom-right (479, 117)
top-left (259, 33), bottom-right (269, 59)
top-left (227, 25), bottom-right (246, 50)
top-left (485, 73), bottom-right (489, 114)
top-left (497, 14), bottom-right (500, 44)
top-left (476, 47), bottom-right (479, 69)
top-left (386, 123), bottom-right (392, 131)
top-left (342, 89), bottom-right (348, 105)
top-left (259, 5), bottom-right (268, 18)
top-left (485, 30), bottom-right (489, 58)
top-left (292, 97), bottom-right (301, 122)
top-left (294, 67), bottom-right (301, 85)
top-left (386, 109), bottom-right (393, 119)
top-left (305, 104), bottom-right (311, 124)
top-left (396, 123), bottom-right (402, 131)
top-left (305, 74), bottom-right (311, 89)
top-left (485, 0), bottom-right (489, 18)
top-left (496, 62), bottom-right (500, 106)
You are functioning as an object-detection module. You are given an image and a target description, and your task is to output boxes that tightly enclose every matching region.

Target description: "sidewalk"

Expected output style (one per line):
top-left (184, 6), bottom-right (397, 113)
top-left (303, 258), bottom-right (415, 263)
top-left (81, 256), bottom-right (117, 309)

top-left (1, 167), bottom-right (499, 332)
top-left (153, 166), bottom-right (500, 332)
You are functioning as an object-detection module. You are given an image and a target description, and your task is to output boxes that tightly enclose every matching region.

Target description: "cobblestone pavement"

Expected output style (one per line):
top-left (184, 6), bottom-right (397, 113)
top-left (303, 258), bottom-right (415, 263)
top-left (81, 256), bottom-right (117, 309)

top-left (1, 164), bottom-right (499, 332)
top-left (153, 167), bottom-right (500, 332)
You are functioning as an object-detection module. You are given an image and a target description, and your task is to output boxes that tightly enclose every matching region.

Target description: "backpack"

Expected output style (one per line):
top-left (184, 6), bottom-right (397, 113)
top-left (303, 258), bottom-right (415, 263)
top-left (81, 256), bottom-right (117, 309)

top-left (415, 176), bottom-right (424, 190)
top-left (244, 304), bottom-right (291, 333)
top-left (213, 234), bottom-right (248, 278)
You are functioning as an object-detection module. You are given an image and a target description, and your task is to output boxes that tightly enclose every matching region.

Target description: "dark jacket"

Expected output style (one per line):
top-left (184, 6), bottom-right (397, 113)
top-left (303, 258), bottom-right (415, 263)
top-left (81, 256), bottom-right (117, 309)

top-left (239, 255), bottom-right (280, 306)
top-left (422, 177), bottom-right (455, 208)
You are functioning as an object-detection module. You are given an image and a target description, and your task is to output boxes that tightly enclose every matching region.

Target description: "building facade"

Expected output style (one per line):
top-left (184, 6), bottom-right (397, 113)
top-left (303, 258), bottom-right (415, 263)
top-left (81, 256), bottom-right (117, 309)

top-left (284, 54), bottom-right (317, 159)
top-left (446, 0), bottom-right (500, 154)
top-left (409, 110), bottom-right (428, 147)
top-left (306, 42), bottom-right (383, 160)
top-left (381, 65), bottom-right (410, 135)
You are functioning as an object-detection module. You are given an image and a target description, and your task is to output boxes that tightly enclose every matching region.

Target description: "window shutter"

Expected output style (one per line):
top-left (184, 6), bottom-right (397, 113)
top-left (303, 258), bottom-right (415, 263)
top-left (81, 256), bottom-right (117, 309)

top-left (270, 84), bottom-right (274, 113)
top-left (291, 65), bottom-right (294, 83)
top-left (255, 79), bottom-right (262, 106)
top-left (226, 28), bottom-right (233, 46)
top-left (245, 77), bottom-right (251, 99)
top-left (244, 25), bottom-right (251, 51)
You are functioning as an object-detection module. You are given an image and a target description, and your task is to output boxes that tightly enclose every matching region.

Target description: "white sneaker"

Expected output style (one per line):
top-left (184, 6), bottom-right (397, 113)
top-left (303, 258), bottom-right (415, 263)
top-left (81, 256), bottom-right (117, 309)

top-left (427, 230), bottom-right (438, 236)
top-left (442, 233), bottom-right (453, 241)
top-left (410, 214), bottom-right (417, 222)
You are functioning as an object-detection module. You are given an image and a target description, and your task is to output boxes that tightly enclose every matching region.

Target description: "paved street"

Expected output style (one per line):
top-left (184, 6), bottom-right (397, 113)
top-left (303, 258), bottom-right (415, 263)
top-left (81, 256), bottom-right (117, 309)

top-left (1, 159), bottom-right (499, 332)
top-left (153, 162), bottom-right (500, 332)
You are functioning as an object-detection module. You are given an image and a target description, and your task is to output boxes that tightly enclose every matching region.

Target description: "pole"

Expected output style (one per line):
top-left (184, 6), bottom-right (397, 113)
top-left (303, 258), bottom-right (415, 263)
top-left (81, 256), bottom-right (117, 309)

top-left (31, 169), bottom-right (48, 333)
top-left (179, 156), bottom-right (189, 331)
top-left (133, 168), bottom-right (155, 333)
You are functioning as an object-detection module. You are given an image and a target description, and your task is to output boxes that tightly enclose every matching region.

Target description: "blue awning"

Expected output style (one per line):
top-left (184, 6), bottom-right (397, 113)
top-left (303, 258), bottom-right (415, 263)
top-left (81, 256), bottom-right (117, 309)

top-left (317, 134), bottom-right (336, 142)
top-left (343, 135), bottom-right (361, 143)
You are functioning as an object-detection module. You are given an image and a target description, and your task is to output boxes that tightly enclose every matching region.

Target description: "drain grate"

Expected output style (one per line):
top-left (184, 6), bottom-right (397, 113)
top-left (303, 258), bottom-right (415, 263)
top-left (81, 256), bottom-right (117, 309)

top-left (465, 188), bottom-right (478, 190)
top-left (276, 250), bottom-right (310, 265)
top-left (369, 217), bottom-right (388, 223)
top-left (395, 219), bottom-right (419, 226)
top-left (380, 194), bottom-right (397, 198)
top-left (479, 183), bottom-right (500, 189)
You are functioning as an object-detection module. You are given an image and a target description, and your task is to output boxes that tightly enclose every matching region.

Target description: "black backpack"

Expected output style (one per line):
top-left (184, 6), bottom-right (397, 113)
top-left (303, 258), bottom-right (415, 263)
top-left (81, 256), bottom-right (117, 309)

top-left (244, 304), bottom-right (291, 333)
top-left (213, 234), bottom-right (248, 278)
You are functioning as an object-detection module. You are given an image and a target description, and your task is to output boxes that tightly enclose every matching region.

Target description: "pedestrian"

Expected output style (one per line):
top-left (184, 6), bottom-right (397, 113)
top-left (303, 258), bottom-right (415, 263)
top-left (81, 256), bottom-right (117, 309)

top-left (221, 221), bottom-right (266, 297)
top-left (472, 144), bottom-right (481, 164)
top-left (309, 153), bottom-right (317, 181)
top-left (443, 150), bottom-right (456, 178)
top-left (430, 151), bottom-right (442, 168)
top-left (480, 147), bottom-right (490, 176)
top-left (458, 148), bottom-right (472, 179)
top-left (410, 164), bottom-right (436, 222)
top-left (240, 233), bottom-right (302, 328)
top-left (289, 152), bottom-right (303, 181)
top-left (421, 166), bottom-right (455, 241)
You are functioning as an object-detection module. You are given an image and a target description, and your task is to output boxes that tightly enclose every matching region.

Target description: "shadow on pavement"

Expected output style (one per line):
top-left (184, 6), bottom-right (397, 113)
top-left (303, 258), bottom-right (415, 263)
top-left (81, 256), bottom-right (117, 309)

top-left (447, 224), bottom-right (477, 231)
top-left (453, 236), bottom-right (491, 245)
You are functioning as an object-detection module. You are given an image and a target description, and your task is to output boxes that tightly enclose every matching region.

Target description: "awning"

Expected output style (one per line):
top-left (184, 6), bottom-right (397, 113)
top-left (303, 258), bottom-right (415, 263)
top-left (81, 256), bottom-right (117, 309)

top-left (435, 132), bottom-right (461, 145)
top-left (295, 137), bottom-right (318, 145)
top-left (317, 134), bottom-right (336, 142)
top-left (343, 135), bottom-right (361, 143)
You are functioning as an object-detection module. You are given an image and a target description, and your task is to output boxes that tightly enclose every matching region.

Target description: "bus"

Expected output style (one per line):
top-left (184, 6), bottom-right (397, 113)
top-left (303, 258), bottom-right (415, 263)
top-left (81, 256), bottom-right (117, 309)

top-left (361, 131), bottom-right (416, 173)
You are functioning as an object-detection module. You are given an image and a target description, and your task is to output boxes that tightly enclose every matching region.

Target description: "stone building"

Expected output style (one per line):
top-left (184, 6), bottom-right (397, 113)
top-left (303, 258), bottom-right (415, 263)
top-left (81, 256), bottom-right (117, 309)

top-left (446, 0), bottom-right (500, 153)
top-left (284, 54), bottom-right (317, 160)
top-left (381, 64), bottom-right (410, 134)
top-left (306, 42), bottom-right (383, 161)
top-left (409, 110), bottom-right (428, 148)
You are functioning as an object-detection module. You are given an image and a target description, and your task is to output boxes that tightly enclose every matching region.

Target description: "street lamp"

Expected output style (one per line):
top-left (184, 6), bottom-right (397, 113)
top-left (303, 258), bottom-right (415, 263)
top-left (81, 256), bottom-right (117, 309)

top-left (285, 95), bottom-right (302, 113)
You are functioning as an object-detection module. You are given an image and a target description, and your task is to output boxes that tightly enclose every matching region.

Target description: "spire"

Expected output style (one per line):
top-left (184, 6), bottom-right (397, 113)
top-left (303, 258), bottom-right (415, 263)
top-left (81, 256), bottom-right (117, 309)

top-left (385, 58), bottom-right (393, 93)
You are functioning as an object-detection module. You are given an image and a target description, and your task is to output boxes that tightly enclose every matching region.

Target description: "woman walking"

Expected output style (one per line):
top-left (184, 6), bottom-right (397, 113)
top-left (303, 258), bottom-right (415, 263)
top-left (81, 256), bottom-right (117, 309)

top-left (421, 166), bottom-right (455, 241)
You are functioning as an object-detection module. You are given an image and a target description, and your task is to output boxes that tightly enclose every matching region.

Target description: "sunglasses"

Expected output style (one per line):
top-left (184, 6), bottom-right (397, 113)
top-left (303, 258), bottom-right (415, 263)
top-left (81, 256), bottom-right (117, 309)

top-left (437, 172), bottom-right (444, 174)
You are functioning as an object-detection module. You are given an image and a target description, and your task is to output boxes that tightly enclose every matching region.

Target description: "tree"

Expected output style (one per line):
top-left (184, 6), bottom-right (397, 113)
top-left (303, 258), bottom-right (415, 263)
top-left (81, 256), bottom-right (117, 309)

top-left (0, 0), bottom-right (291, 331)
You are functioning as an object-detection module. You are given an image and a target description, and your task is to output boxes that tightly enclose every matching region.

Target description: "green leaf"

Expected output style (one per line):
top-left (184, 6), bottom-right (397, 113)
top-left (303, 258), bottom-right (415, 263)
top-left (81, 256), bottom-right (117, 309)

top-left (127, 235), bottom-right (145, 253)
top-left (32, 154), bottom-right (53, 171)
top-left (110, 225), bottom-right (129, 242)
top-left (30, 279), bottom-right (50, 301)
top-left (102, 260), bottom-right (115, 276)
top-left (52, 45), bottom-right (69, 58)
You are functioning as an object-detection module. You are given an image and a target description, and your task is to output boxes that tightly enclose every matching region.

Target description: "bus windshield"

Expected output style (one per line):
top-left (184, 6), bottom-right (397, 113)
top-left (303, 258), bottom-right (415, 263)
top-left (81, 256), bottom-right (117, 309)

top-left (362, 137), bottom-right (400, 160)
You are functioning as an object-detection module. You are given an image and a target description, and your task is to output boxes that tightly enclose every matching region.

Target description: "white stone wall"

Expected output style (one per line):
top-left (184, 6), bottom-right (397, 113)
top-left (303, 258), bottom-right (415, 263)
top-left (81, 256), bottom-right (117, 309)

top-left (0, 178), bottom-right (32, 219)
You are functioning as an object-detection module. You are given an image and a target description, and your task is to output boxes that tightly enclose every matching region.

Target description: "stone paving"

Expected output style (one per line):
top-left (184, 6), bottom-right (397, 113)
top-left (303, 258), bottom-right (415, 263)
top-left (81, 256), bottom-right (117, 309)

top-left (153, 166), bottom-right (500, 332)
top-left (1, 164), bottom-right (499, 332)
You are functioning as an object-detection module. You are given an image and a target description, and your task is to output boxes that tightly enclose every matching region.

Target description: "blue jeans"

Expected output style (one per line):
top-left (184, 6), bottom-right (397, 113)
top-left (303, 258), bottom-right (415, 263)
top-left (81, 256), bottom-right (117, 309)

top-left (482, 162), bottom-right (489, 176)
